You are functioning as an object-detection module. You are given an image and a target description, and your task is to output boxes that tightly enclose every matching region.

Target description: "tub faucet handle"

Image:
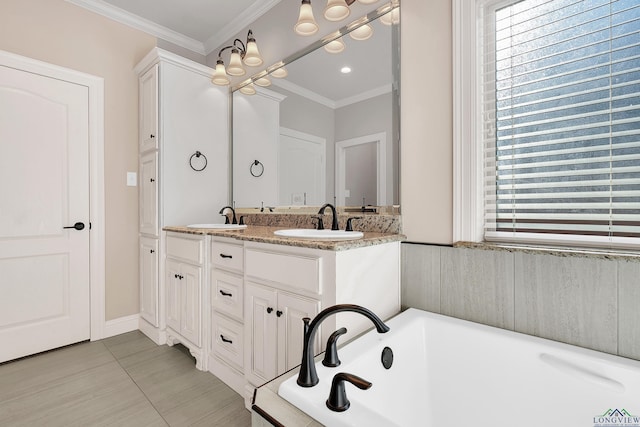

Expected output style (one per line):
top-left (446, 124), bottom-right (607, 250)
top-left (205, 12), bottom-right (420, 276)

top-left (326, 372), bottom-right (372, 412)
top-left (322, 327), bottom-right (347, 367)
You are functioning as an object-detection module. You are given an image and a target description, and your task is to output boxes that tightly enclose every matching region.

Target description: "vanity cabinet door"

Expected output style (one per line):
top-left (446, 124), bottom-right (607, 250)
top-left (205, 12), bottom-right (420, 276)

top-left (245, 283), bottom-right (278, 386)
top-left (139, 65), bottom-right (158, 153)
top-left (165, 259), bottom-right (181, 333)
top-left (180, 263), bottom-right (202, 347)
top-left (277, 291), bottom-right (320, 375)
top-left (139, 151), bottom-right (158, 236)
top-left (139, 236), bottom-right (159, 326)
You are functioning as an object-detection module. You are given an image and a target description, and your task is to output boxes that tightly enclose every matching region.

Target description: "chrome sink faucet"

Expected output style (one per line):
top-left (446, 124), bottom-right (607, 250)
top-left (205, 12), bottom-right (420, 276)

top-left (297, 304), bottom-right (390, 388)
top-left (317, 203), bottom-right (339, 231)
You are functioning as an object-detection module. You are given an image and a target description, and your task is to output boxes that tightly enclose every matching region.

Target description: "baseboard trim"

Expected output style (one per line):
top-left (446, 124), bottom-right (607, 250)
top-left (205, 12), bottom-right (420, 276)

top-left (103, 314), bottom-right (140, 338)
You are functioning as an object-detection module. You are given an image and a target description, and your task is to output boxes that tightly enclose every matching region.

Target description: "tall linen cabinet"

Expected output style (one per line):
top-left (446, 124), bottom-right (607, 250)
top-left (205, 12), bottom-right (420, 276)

top-left (135, 48), bottom-right (228, 347)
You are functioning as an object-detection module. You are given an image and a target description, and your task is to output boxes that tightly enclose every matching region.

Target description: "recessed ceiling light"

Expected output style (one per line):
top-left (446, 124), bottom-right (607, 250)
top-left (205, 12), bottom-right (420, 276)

top-left (341, 66), bottom-right (352, 74)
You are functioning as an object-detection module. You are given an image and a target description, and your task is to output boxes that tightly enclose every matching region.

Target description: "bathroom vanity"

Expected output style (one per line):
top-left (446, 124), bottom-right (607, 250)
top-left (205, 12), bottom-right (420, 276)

top-left (161, 224), bottom-right (403, 408)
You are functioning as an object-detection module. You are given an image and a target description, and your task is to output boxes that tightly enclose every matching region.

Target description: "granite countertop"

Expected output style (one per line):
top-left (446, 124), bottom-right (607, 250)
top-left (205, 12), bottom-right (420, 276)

top-left (163, 225), bottom-right (405, 251)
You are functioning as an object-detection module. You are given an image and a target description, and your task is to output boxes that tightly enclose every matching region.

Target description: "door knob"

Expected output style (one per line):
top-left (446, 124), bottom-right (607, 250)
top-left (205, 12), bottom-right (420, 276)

top-left (63, 222), bottom-right (85, 231)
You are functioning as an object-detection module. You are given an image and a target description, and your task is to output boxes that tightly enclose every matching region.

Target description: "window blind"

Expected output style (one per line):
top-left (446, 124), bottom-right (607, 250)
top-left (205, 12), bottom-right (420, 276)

top-left (481, 0), bottom-right (640, 248)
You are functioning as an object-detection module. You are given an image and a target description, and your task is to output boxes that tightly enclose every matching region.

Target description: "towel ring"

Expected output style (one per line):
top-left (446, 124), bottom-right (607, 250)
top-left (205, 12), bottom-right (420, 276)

top-left (190, 151), bottom-right (207, 171)
top-left (250, 160), bottom-right (264, 177)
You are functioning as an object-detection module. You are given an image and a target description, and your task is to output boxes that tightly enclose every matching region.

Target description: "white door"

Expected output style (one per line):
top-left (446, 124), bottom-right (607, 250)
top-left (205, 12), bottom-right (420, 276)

top-left (335, 132), bottom-right (387, 206)
top-left (278, 128), bottom-right (326, 206)
top-left (0, 64), bottom-right (90, 363)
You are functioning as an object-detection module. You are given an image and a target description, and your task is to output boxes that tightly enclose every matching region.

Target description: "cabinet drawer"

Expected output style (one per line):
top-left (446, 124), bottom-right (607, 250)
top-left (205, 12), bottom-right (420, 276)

top-left (211, 241), bottom-right (243, 272)
top-left (211, 312), bottom-right (244, 370)
top-left (211, 270), bottom-right (243, 321)
top-left (245, 249), bottom-right (320, 294)
top-left (166, 234), bottom-right (203, 264)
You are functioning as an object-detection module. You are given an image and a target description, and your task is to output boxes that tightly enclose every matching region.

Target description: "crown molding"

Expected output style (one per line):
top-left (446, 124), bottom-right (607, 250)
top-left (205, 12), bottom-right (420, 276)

top-left (270, 80), bottom-right (392, 110)
top-left (270, 79), bottom-right (336, 109)
top-left (203, 0), bottom-right (282, 56)
top-left (66, 0), bottom-right (206, 55)
top-left (334, 84), bottom-right (393, 108)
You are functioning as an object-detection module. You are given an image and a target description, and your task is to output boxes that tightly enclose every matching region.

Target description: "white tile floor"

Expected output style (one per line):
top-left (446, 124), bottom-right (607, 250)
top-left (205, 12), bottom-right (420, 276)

top-left (0, 331), bottom-right (251, 427)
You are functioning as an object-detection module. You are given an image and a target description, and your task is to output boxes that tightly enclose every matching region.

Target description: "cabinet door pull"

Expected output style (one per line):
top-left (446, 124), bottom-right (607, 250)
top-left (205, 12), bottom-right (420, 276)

top-left (219, 253), bottom-right (232, 259)
top-left (266, 307), bottom-right (273, 314)
top-left (174, 274), bottom-right (178, 278)
top-left (150, 249), bottom-right (155, 254)
top-left (150, 134), bottom-right (155, 139)
top-left (219, 290), bottom-right (233, 297)
top-left (150, 178), bottom-right (155, 183)
top-left (276, 310), bottom-right (283, 317)
top-left (220, 335), bottom-right (233, 344)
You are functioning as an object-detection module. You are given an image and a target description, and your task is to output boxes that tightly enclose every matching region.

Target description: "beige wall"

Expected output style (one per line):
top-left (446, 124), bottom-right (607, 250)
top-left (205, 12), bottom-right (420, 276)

top-left (0, 0), bottom-right (156, 320)
top-left (400, 0), bottom-right (453, 244)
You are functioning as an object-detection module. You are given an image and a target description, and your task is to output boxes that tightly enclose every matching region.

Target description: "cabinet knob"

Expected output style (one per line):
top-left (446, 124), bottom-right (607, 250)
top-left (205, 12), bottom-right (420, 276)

top-left (150, 134), bottom-right (155, 139)
top-left (266, 307), bottom-right (273, 314)
top-left (150, 249), bottom-right (155, 254)
top-left (150, 178), bottom-right (155, 183)
top-left (276, 310), bottom-right (283, 317)
top-left (174, 274), bottom-right (178, 278)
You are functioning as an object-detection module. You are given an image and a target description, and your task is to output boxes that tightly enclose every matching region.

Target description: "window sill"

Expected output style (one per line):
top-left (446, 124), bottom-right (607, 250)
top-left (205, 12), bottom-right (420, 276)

top-left (453, 241), bottom-right (640, 262)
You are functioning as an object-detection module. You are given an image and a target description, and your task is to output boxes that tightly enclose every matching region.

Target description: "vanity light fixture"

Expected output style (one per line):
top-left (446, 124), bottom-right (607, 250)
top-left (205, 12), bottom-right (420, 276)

top-left (211, 29), bottom-right (264, 86)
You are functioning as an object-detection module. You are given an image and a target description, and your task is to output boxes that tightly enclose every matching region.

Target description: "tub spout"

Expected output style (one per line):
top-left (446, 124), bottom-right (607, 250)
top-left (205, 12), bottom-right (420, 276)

top-left (297, 304), bottom-right (390, 387)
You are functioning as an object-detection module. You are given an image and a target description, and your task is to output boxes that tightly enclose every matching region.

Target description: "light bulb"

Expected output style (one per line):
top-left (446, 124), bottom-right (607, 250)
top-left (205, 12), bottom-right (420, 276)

top-left (271, 67), bottom-right (288, 78)
top-left (324, 0), bottom-right (350, 22)
top-left (380, 8), bottom-right (400, 25)
top-left (295, 0), bottom-right (319, 36)
top-left (211, 60), bottom-right (230, 86)
top-left (239, 83), bottom-right (256, 95)
top-left (243, 38), bottom-right (263, 67)
top-left (254, 77), bottom-right (271, 87)
top-left (227, 49), bottom-right (245, 76)
top-left (324, 39), bottom-right (346, 54)
top-left (349, 23), bottom-right (373, 41)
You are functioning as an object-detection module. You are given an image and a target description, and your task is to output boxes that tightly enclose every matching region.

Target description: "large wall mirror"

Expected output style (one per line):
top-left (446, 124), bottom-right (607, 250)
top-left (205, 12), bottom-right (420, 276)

top-left (231, 2), bottom-right (400, 210)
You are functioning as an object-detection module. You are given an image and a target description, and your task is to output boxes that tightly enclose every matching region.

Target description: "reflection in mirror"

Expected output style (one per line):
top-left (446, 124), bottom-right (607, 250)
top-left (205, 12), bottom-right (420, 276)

top-left (232, 4), bottom-right (399, 210)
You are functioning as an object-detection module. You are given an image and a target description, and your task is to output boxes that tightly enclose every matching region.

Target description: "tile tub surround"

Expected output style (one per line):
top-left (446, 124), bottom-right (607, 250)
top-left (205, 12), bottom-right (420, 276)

top-left (163, 225), bottom-right (405, 251)
top-left (402, 242), bottom-right (640, 361)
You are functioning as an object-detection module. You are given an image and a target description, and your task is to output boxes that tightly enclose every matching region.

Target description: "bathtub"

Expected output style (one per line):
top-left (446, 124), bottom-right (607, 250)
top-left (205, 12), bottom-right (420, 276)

top-left (278, 308), bottom-right (640, 427)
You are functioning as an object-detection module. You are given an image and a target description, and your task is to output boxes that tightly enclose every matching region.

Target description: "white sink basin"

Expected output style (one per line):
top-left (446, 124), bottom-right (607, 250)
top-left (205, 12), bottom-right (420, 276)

top-left (186, 224), bottom-right (247, 230)
top-left (274, 229), bottom-right (363, 240)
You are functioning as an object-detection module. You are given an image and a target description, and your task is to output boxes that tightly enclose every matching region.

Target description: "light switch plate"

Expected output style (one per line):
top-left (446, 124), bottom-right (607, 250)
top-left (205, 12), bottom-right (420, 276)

top-left (126, 172), bottom-right (137, 187)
